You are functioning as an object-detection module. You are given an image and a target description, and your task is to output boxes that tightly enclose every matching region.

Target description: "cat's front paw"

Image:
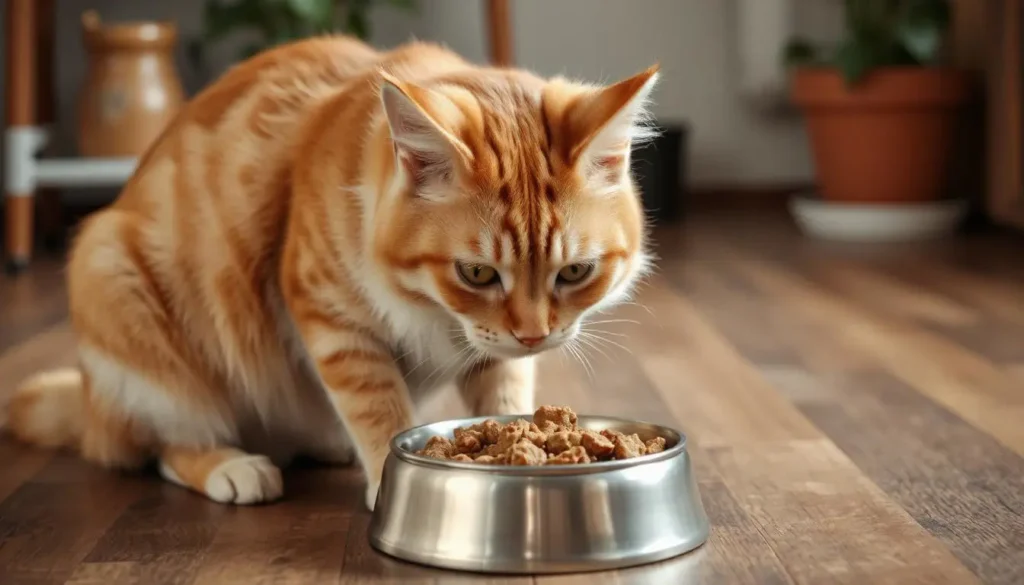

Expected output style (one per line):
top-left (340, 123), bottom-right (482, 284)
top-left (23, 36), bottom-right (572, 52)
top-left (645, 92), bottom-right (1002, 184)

top-left (204, 455), bottom-right (284, 505)
top-left (365, 481), bottom-right (381, 511)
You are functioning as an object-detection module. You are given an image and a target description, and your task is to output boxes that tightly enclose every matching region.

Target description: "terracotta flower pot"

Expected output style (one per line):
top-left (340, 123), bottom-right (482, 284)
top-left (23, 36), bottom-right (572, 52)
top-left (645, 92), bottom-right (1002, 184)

top-left (791, 68), bottom-right (972, 204)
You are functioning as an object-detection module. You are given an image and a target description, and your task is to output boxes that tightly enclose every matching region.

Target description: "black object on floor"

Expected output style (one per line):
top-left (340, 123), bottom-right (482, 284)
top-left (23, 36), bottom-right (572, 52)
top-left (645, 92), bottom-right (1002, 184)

top-left (632, 122), bottom-right (688, 222)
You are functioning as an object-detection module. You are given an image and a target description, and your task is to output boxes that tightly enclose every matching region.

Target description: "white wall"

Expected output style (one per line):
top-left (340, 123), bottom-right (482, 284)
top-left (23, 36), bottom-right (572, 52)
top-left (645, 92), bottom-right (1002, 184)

top-left (508, 0), bottom-right (840, 185)
top-left (1, 0), bottom-right (842, 189)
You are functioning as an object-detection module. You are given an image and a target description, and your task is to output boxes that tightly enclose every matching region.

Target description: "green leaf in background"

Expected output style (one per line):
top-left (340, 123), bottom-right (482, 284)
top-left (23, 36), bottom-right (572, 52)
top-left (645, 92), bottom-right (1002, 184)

top-left (345, 0), bottom-right (372, 39)
top-left (780, 0), bottom-right (953, 86)
top-left (203, 0), bottom-right (269, 42)
top-left (833, 36), bottom-right (877, 85)
top-left (192, 0), bottom-right (418, 73)
top-left (384, 0), bottom-right (418, 12)
top-left (186, 38), bottom-right (206, 71)
top-left (897, 0), bottom-right (951, 64)
top-left (346, 9), bottom-right (370, 40)
top-left (782, 38), bottom-right (820, 68)
top-left (241, 42), bottom-right (266, 59)
top-left (287, 0), bottom-right (336, 31)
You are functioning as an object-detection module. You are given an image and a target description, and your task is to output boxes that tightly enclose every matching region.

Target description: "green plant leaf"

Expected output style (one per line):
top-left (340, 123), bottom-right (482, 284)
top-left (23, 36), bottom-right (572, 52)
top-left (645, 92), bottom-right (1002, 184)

top-left (345, 0), bottom-right (372, 39)
top-left (347, 9), bottom-right (370, 39)
top-left (202, 0), bottom-right (276, 42)
top-left (897, 0), bottom-right (950, 64)
top-left (240, 42), bottom-right (266, 60)
top-left (286, 0), bottom-right (335, 30)
top-left (196, 0), bottom-right (418, 50)
top-left (186, 38), bottom-right (206, 70)
top-left (385, 0), bottom-right (418, 12)
top-left (782, 38), bottom-right (820, 67)
top-left (844, 0), bottom-right (886, 37)
top-left (834, 36), bottom-right (877, 85)
top-left (784, 0), bottom-right (952, 81)
top-left (202, 1), bottom-right (236, 41)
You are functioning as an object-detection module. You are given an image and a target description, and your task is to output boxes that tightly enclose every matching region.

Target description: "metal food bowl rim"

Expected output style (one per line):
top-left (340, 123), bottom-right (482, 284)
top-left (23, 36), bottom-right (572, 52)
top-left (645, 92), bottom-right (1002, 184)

top-left (389, 414), bottom-right (689, 476)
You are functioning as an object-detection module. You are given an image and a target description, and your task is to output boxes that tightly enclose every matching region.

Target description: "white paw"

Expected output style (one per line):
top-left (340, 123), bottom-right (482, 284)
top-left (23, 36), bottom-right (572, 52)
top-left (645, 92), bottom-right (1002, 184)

top-left (365, 481), bottom-right (380, 512)
top-left (204, 455), bottom-right (283, 505)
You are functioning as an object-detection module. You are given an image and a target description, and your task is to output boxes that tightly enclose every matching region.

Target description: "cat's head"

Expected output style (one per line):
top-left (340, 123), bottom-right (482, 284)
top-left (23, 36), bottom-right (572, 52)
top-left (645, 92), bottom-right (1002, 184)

top-left (372, 65), bottom-right (659, 359)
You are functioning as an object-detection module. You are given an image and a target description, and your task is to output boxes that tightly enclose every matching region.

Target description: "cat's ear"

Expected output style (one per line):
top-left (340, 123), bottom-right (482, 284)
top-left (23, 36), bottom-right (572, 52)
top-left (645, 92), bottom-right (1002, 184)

top-left (379, 73), bottom-right (472, 192)
top-left (562, 65), bottom-right (660, 185)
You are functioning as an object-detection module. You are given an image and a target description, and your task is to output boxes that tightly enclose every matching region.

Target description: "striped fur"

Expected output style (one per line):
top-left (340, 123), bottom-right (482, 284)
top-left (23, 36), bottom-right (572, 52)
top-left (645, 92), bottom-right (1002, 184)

top-left (4, 37), bottom-right (659, 509)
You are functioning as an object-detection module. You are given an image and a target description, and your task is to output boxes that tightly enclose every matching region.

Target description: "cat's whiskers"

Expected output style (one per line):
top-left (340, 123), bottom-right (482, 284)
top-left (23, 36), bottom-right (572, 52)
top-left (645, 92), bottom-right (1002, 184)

top-left (420, 341), bottom-right (477, 388)
top-left (563, 339), bottom-right (594, 380)
top-left (391, 348), bottom-right (414, 363)
top-left (578, 328), bottom-right (633, 357)
top-left (404, 332), bottom-right (468, 380)
top-left (618, 299), bottom-right (657, 319)
top-left (583, 318), bottom-right (641, 326)
top-left (574, 331), bottom-right (614, 362)
top-left (402, 354), bottom-right (433, 379)
top-left (575, 339), bottom-right (597, 378)
top-left (461, 346), bottom-right (488, 383)
top-left (579, 327), bottom-right (628, 339)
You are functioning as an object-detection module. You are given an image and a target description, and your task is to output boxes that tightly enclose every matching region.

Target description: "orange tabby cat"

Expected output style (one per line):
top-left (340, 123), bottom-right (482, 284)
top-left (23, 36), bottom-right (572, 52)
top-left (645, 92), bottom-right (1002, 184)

top-left (4, 36), bottom-right (658, 509)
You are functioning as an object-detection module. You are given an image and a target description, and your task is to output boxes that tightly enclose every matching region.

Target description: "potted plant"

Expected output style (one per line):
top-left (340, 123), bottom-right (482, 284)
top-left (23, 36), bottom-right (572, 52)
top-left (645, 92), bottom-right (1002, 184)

top-left (190, 0), bottom-right (416, 65)
top-left (782, 0), bottom-right (973, 239)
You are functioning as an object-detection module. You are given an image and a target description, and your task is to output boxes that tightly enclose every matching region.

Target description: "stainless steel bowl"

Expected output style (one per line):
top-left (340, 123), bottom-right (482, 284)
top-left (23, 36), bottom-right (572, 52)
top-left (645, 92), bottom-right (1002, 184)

top-left (368, 415), bottom-right (709, 574)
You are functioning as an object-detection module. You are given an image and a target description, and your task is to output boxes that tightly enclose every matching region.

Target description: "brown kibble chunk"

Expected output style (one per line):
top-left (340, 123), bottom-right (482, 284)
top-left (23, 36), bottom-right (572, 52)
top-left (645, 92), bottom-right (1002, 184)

top-left (601, 428), bottom-right (624, 442)
top-left (482, 443), bottom-right (505, 457)
top-left (546, 430), bottom-right (582, 454)
top-left (454, 427), bottom-right (484, 453)
top-left (613, 433), bottom-right (647, 459)
top-left (508, 438), bottom-right (547, 466)
top-left (534, 405), bottom-right (578, 431)
top-left (416, 405), bottom-right (670, 465)
top-left (417, 436), bottom-right (455, 460)
top-left (537, 420), bottom-right (562, 434)
top-left (473, 454), bottom-right (502, 464)
top-left (524, 422), bottom-right (547, 448)
top-left (645, 437), bottom-right (667, 454)
top-left (581, 430), bottom-right (615, 458)
top-left (546, 446), bottom-right (591, 465)
top-left (497, 419), bottom-right (533, 452)
top-left (467, 419), bottom-right (502, 444)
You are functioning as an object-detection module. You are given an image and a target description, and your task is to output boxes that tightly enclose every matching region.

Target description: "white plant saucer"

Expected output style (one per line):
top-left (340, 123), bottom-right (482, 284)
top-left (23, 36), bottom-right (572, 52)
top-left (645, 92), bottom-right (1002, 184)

top-left (789, 193), bottom-right (969, 242)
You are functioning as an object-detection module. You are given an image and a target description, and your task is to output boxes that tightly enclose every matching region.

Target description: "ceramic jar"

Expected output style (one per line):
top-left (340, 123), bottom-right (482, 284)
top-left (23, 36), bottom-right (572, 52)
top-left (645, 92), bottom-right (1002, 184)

top-left (77, 10), bottom-right (185, 158)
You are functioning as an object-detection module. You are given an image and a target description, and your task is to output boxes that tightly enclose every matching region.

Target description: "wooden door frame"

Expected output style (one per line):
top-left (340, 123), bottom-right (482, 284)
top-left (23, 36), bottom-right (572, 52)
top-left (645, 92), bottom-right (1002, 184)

top-left (986, 0), bottom-right (1024, 229)
top-left (486, 0), bottom-right (513, 67)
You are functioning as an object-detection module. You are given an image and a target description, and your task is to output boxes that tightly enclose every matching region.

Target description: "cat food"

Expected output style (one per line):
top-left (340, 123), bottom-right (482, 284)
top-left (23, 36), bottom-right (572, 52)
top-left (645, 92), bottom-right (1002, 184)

top-left (415, 406), bottom-right (669, 466)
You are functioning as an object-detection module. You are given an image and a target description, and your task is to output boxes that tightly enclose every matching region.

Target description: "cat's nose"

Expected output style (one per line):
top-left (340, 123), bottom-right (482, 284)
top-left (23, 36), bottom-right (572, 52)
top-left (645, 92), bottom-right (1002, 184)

top-left (515, 334), bottom-right (547, 348)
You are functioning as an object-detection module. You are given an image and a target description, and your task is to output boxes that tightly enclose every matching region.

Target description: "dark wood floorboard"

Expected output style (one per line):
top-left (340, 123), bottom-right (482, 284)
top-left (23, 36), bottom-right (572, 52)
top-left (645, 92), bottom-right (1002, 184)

top-left (0, 257), bottom-right (68, 353)
top-left (790, 372), bottom-right (1024, 585)
top-left (3, 213), bottom-right (1023, 584)
top-left (668, 217), bottom-right (1024, 584)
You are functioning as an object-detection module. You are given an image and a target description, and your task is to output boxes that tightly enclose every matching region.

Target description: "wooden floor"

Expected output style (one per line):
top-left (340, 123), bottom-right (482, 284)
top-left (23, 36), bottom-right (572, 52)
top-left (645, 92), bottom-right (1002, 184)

top-left (2, 212), bottom-right (1023, 585)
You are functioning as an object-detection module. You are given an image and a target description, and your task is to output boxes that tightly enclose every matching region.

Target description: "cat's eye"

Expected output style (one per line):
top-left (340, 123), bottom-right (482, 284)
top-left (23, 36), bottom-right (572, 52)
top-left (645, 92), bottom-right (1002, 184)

top-left (557, 263), bottom-right (593, 285)
top-left (456, 262), bottom-right (501, 287)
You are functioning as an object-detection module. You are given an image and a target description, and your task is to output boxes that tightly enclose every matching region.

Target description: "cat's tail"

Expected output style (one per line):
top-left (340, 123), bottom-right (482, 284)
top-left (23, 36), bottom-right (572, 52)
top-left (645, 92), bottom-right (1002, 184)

top-left (3, 368), bottom-right (85, 449)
